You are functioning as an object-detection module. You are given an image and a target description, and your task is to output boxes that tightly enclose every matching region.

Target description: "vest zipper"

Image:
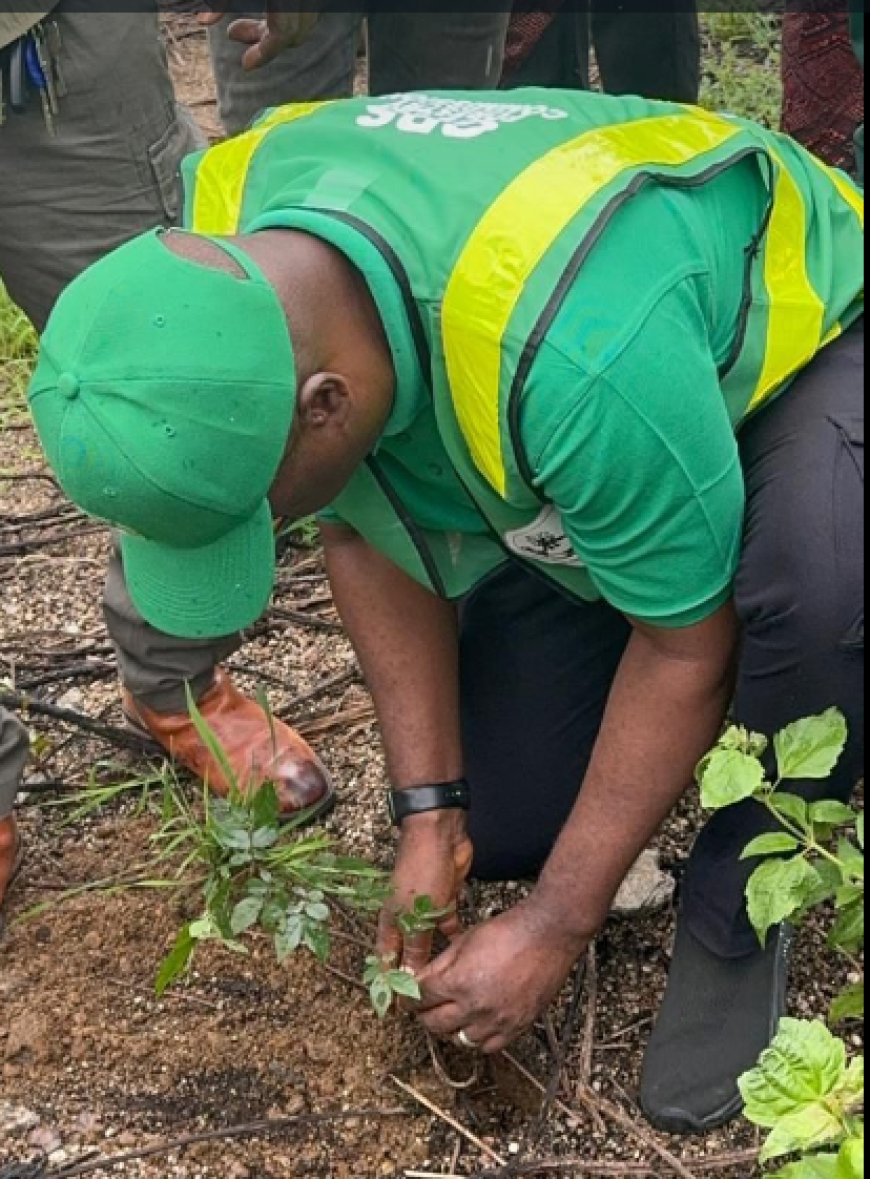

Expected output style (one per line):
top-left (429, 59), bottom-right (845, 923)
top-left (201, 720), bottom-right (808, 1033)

top-left (507, 148), bottom-right (771, 496)
top-left (365, 456), bottom-right (448, 599)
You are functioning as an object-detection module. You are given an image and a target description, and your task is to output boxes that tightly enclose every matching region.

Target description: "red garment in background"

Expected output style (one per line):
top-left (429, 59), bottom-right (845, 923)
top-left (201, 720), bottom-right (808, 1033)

top-left (503, 2), bottom-right (565, 77)
top-left (783, 0), bottom-right (864, 172)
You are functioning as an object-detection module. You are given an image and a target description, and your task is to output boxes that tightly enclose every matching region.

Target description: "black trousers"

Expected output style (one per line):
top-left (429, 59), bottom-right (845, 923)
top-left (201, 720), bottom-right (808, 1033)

top-left (460, 322), bottom-right (865, 959)
top-left (504, 3), bottom-right (701, 104)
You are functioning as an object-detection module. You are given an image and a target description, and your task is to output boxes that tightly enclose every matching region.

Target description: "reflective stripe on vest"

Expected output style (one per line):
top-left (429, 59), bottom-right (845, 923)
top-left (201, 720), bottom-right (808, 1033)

top-left (441, 115), bottom-right (864, 496)
top-left (748, 144), bottom-right (827, 413)
top-left (440, 111), bottom-right (744, 497)
top-left (191, 103), bottom-right (333, 235)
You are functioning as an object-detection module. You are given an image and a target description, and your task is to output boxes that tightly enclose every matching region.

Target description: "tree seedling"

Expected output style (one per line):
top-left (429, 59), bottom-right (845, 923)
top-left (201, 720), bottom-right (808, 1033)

top-left (363, 896), bottom-right (456, 1019)
top-left (698, 709), bottom-right (865, 1178)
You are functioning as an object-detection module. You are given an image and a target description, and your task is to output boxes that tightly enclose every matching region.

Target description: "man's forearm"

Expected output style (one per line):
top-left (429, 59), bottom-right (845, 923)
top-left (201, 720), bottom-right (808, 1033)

top-left (322, 524), bottom-right (463, 788)
top-left (531, 614), bottom-right (738, 945)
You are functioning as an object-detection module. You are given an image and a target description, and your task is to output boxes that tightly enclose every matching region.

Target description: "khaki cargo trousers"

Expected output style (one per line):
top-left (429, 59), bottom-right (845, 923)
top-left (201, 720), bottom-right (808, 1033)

top-left (0, 9), bottom-right (511, 810)
top-left (0, 5), bottom-right (201, 811)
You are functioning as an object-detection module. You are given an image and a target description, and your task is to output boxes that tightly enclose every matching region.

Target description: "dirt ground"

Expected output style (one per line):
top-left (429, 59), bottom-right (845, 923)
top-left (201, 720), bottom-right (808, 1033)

top-left (0, 18), bottom-right (863, 1179)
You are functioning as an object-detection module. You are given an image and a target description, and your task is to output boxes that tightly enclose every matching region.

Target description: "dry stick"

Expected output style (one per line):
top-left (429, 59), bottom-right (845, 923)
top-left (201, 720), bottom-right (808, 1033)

top-left (0, 690), bottom-right (152, 753)
top-left (296, 703), bottom-right (376, 740)
top-left (324, 962), bottom-right (370, 993)
top-left (0, 525), bottom-right (106, 558)
top-left (578, 946), bottom-right (607, 1137)
top-left (35, 1109), bottom-right (411, 1179)
top-left (501, 1052), bottom-right (698, 1179)
top-left (534, 961), bottom-right (588, 1138)
top-left (391, 1076), bottom-right (507, 1168)
top-left (513, 1150), bottom-right (762, 1177)
top-left (278, 665), bottom-right (361, 718)
top-left (16, 663), bottom-right (115, 691)
top-left (268, 606), bottom-right (345, 634)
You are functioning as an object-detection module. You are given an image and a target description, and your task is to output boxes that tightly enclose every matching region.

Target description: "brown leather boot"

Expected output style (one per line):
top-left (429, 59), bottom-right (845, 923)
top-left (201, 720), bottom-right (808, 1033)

top-left (123, 670), bottom-right (335, 823)
top-left (0, 814), bottom-right (21, 929)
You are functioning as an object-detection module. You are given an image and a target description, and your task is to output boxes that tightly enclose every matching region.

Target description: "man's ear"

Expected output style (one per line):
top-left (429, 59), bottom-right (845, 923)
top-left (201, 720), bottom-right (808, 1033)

top-left (296, 373), bottom-right (353, 430)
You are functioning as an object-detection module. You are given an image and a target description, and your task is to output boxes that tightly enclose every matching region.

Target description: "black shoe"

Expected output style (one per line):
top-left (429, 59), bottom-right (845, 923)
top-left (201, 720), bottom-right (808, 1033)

top-left (640, 918), bottom-right (794, 1135)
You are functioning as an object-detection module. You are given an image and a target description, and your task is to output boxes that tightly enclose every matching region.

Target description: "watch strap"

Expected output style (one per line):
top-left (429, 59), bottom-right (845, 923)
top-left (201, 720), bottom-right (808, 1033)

top-left (388, 780), bottom-right (471, 827)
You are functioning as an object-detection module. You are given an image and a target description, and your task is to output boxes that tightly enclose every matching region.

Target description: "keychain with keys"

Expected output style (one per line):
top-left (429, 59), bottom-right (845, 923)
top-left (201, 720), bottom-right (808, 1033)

top-left (0, 19), bottom-right (63, 133)
top-left (24, 32), bottom-right (56, 135)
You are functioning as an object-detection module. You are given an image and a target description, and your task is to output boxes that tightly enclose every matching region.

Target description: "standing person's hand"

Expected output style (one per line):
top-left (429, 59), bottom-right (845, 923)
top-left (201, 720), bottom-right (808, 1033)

top-left (198, 5), bottom-right (321, 70)
top-left (377, 812), bottom-right (474, 976)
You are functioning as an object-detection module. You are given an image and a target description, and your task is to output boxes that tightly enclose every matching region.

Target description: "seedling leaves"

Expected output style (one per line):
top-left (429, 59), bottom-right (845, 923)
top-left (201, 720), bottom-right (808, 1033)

top-left (830, 982), bottom-right (865, 1026)
top-left (747, 858), bottom-right (823, 945)
top-left (700, 747), bottom-right (765, 810)
top-left (742, 834), bottom-right (802, 861)
top-left (156, 924), bottom-right (196, 997)
top-left (740, 1019), bottom-right (865, 1161)
top-left (774, 710), bottom-right (848, 782)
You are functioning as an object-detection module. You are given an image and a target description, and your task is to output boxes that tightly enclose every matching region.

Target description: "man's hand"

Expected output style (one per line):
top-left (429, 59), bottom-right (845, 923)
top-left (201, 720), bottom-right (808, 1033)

top-left (198, 6), bottom-right (321, 70)
top-left (416, 901), bottom-right (585, 1055)
top-left (377, 811), bottom-right (474, 975)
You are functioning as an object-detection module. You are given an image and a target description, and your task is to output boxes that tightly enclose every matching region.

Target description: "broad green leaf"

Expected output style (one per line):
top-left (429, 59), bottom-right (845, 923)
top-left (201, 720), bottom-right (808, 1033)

top-left (804, 860), bottom-right (843, 911)
top-left (275, 914), bottom-right (304, 963)
top-left (252, 826), bottom-right (280, 851)
top-left (763, 1105), bottom-right (849, 1163)
top-left (837, 840), bottom-right (865, 882)
top-left (830, 983), bottom-right (865, 1026)
top-left (303, 922), bottom-right (331, 963)
top-left (774, 1155), bottom-right (839, 1179)
top-left (190, 915), bottom-right (220, 941)
top-left (370, 977), bottom-right (394, 1020)
top-left (700, 748), bottom-right (766, 810)
top-left (811, 803), bottom-right (858, 828)
top-left (775, 794), bottom-right (812, 830)
top-left (829, 898), bottom-right (865, 955)
top-left (740, 1020), bottom-right (860, 1161)
top-left (836, 1132), bottom-right (865, 1179)
top-left (385, 970), bottom-right (422, 1002)
top-left (747, 858), bottom-right (823, 944)
top-left (230, 896), bottom-right (264, 937)
top-left (774, 710), bottom-right (848, 782)
top-left (742, 834), bottom-right (802, 861)
top-left (305, 902), bottom-right (330, 923)
top-left (155, 925), bottom-right (195, 996)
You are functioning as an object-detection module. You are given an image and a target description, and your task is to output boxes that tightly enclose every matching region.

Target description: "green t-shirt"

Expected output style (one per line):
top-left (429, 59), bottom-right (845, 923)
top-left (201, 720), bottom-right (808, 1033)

top-left (322, 156), bottom-right (769, 628)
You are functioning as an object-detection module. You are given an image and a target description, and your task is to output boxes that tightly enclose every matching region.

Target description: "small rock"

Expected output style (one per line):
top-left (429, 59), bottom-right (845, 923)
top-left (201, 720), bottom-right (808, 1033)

top-left (611, 850), bottom-right (676, 917)
top-left (5, 1012), bottom-right (53, 1063)
top-left (0, 1102), bottom-right (40, 1134)
top-left (28, 1126), bottom-right (62, 1155)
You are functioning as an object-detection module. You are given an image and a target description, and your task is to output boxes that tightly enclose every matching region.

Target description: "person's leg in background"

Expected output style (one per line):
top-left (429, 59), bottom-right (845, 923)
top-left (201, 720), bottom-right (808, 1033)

top-left (642, 322), bottom-right (866, 1133)
top-left (501, 4), bottom-right (575, 89)
top-left (209, 7), bottom-right (510, 140)
top-left (502, 2), bottom-right (700, 102)
top-left (367, 9), bottom-right (510, 93)
top-left (0, 708), bottom-right (28, 919)
top-left (589, 1), bottom-right (701, 103)
top-left (207, 11), bottom-right (361, 137)
top-left (0, 6), bottom-right (333, 817)
top-left (848, 0), bottom-right (864, 181)
top-left (782, 0), bottom-right (864, 178)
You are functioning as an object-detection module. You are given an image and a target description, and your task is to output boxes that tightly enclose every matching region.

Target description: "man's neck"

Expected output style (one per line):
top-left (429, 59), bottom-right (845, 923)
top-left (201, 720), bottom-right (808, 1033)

top-left (245, 229), bottom-right (395, 401)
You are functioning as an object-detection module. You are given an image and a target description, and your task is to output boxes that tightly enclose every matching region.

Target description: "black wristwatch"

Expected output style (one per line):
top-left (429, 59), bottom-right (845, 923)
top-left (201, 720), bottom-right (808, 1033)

top-left (388, 780), bottom-right (471, 827)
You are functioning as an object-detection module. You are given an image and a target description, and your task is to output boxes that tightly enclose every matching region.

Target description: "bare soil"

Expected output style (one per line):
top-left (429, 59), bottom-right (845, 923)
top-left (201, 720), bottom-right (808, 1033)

top-left (0, 19), bottom-right (862, 1179)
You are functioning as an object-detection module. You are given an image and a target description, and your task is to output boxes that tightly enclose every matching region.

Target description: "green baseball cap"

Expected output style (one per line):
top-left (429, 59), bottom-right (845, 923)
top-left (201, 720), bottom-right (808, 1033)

top-left (28, 229), bottom-right (297, 639)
